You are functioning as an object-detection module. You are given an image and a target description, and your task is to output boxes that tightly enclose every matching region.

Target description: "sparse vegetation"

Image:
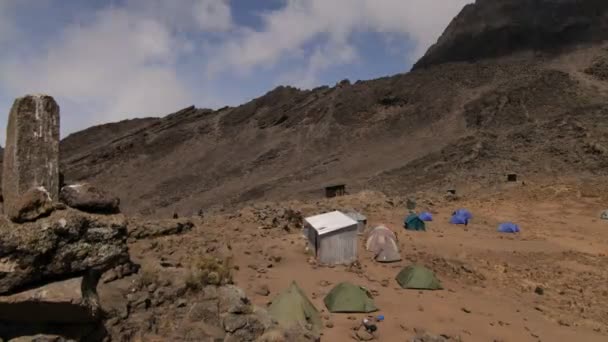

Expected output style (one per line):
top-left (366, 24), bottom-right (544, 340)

top-left (185, 255), bottom-right (233, 290)
top-left (138, 265), bottom-right (160, 287)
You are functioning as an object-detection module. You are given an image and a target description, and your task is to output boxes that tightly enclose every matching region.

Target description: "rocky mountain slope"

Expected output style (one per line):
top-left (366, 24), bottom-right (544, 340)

top-left (413, 0), bottom-right (608, 70)
top-left (37, 0), bottom-right (608, 217)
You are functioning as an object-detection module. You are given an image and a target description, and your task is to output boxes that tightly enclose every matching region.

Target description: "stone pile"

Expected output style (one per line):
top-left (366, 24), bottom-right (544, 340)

top-left (0, 95), bottom-right (133, 341)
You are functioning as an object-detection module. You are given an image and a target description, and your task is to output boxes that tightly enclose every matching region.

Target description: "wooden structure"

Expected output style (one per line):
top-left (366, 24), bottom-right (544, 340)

top-left (325, 184), bottom-right (346, 198)
top-left (304, 211), bottom-right (358, 265)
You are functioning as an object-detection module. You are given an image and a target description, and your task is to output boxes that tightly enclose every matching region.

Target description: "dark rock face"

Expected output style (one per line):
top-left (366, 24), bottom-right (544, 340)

top-left (0, 209), bottom-right (130, 295)
top-left (413, 0), bottom-right (608, 70)
top-left (3, 95), bottom-right (60, 219)
top-left (59, 183), bottom-right (120, 214)
top-left (7, 187), bottom-right (55, 223)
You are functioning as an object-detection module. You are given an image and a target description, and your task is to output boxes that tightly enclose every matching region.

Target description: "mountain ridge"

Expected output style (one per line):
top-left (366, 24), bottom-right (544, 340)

top-left (4, 0), bottom-right (608, 217)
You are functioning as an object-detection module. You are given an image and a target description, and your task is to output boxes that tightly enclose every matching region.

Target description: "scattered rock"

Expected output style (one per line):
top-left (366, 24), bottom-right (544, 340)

top-left (127, 218), bottom-right (194, 239)
top-left (175, 298), bottom-right (188, 308)
top-left (410, 332), bottom-right (449, 342)
top-left (534, 286), bottom-right (544, 295)
top-left (219, 285), bottom-right (252, 314)
top-left (59, 183), bottom-right (120, 214)
top-left (5, 187), bottom-right (54, 223)
top-left (325, 321), bottom-right (334, 328)
top-left (355, 328), bottom-right (374, 341)
top-left (7, 335), bottom-right (72, 342)
top-left (255, 284), bottom-right (271, 296)
top-left (461, 307), bottom-right (471, 314)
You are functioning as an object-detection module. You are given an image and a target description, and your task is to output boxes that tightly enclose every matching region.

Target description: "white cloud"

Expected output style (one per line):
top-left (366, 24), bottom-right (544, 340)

top-left (0, 0), bottom-right (470, 142)
top-left (208, 0), bottom-right (472, 84)
top-left (193, 0), bottom-right (233, 32)
top-left (1, 8), bottom-right (191, 124)
top-left (124, 0), bottom-right (233, 32)
top-left (0, 1), bottom-right (237, 139)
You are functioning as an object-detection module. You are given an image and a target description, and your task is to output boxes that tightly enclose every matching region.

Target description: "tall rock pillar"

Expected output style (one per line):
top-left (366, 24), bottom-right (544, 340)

top-left (2, 95), bottom-right (60, 218)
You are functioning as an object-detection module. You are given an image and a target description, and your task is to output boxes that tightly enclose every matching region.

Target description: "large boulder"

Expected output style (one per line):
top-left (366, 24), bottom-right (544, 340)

top-left (2, 95), bottom-right (60, 220)
top-left (0, 275), bottom-right (107, 341)
top-left (0, 276), bottom-right (100, 323)
top-left (59, 183), bottom-right (120, 214)
top-left (6, 187), bottom-right (55, 223)
top-left (0, 208), bottom-right (130, 295)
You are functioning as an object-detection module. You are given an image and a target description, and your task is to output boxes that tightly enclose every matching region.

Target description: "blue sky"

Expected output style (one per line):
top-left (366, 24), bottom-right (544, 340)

top-left (0, 0), bottom-right (471, 142)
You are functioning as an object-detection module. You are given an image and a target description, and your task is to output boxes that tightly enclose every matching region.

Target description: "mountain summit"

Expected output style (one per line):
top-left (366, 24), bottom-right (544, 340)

top-left (413, 0), bottom-right (608, 70)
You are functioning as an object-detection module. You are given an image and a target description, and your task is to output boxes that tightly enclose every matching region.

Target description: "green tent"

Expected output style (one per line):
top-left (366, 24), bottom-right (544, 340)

top-left (268, 282), bottom-right (322, 334)
top-left (404, 213), bottom-right (426, 231)
top-left (396, 265), bottom-right (442, 290)
top-left (324, 282), bottom-right (378, 313)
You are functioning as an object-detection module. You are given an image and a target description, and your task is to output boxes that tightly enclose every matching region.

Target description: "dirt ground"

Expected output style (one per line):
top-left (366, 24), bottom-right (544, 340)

top-left (111, 180), bottom-right (608, 341)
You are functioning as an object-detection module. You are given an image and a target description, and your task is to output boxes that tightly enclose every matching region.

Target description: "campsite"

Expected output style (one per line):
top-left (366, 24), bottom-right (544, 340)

top-left (117, 180), bottom-right (608, 341)
top-left (3, 0), bottom-right (608, 341)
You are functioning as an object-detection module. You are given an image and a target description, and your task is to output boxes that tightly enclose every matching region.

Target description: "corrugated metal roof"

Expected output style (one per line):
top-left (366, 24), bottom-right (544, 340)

top-left (304, 211), bottom-right (358, 236)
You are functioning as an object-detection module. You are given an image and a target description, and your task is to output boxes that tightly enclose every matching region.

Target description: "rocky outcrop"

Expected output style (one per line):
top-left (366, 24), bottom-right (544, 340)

top-left (59, 183), bottom-right (120, 214)
top-left (0, 209), bottom-right (130, 295)
top-left (3, 95), bottom-right (60, 219)
top-left (127, 218), bottom-right (194, 239)
top-left (0, 276), bottom-right (101, 324)
top-left (7, 187), bottom-right (55, 223)
top-left (413, 0), bottom-right (608, 70)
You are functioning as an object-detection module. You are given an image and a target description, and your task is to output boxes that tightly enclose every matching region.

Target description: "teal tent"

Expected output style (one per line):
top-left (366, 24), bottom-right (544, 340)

top-left (404, 213), bottom-right (426, 231)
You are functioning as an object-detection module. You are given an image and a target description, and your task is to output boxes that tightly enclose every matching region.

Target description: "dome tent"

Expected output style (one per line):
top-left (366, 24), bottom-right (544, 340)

top-left (419, 212), bottom-right (433, 221)
top-left (498, 222), bottom-right (520, 233)
top-left (324, 282), bottom-right (378, 313)
top-left (366, 226), bottom-right (401, 263)
top-left (404, 213), bottom-right (426, 231)
top-left (450, 208), bottom-right (472, 225)
top-left (366, 225), bottom-right (397, 253)
top-left (396, 265), bottom-right (442, 290)
top-left (268, 281), bottom-right (322, 334)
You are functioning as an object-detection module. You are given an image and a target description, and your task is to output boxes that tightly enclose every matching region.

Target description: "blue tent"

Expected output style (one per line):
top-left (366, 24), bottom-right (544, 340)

top-left (453, 209), bottom-right (472, 220)
top-left (419, 212), bottom-right (433, 222)
top-left (450, 214), bottom-right (468, 225)
top-left (498, 222), bottom-right (520, 233)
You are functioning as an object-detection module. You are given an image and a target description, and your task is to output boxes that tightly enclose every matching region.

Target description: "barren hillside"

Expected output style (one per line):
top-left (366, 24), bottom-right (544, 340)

top-left (50, 0), bottom-right (608, 218)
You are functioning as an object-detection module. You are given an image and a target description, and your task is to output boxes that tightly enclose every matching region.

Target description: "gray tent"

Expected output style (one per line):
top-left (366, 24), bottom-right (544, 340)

top-left (375, 247), bottom-right (401, 263)
top-left (366, 225), bottom-right (401, 263)
top-left (366, 225), bottom-right (397, 253)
